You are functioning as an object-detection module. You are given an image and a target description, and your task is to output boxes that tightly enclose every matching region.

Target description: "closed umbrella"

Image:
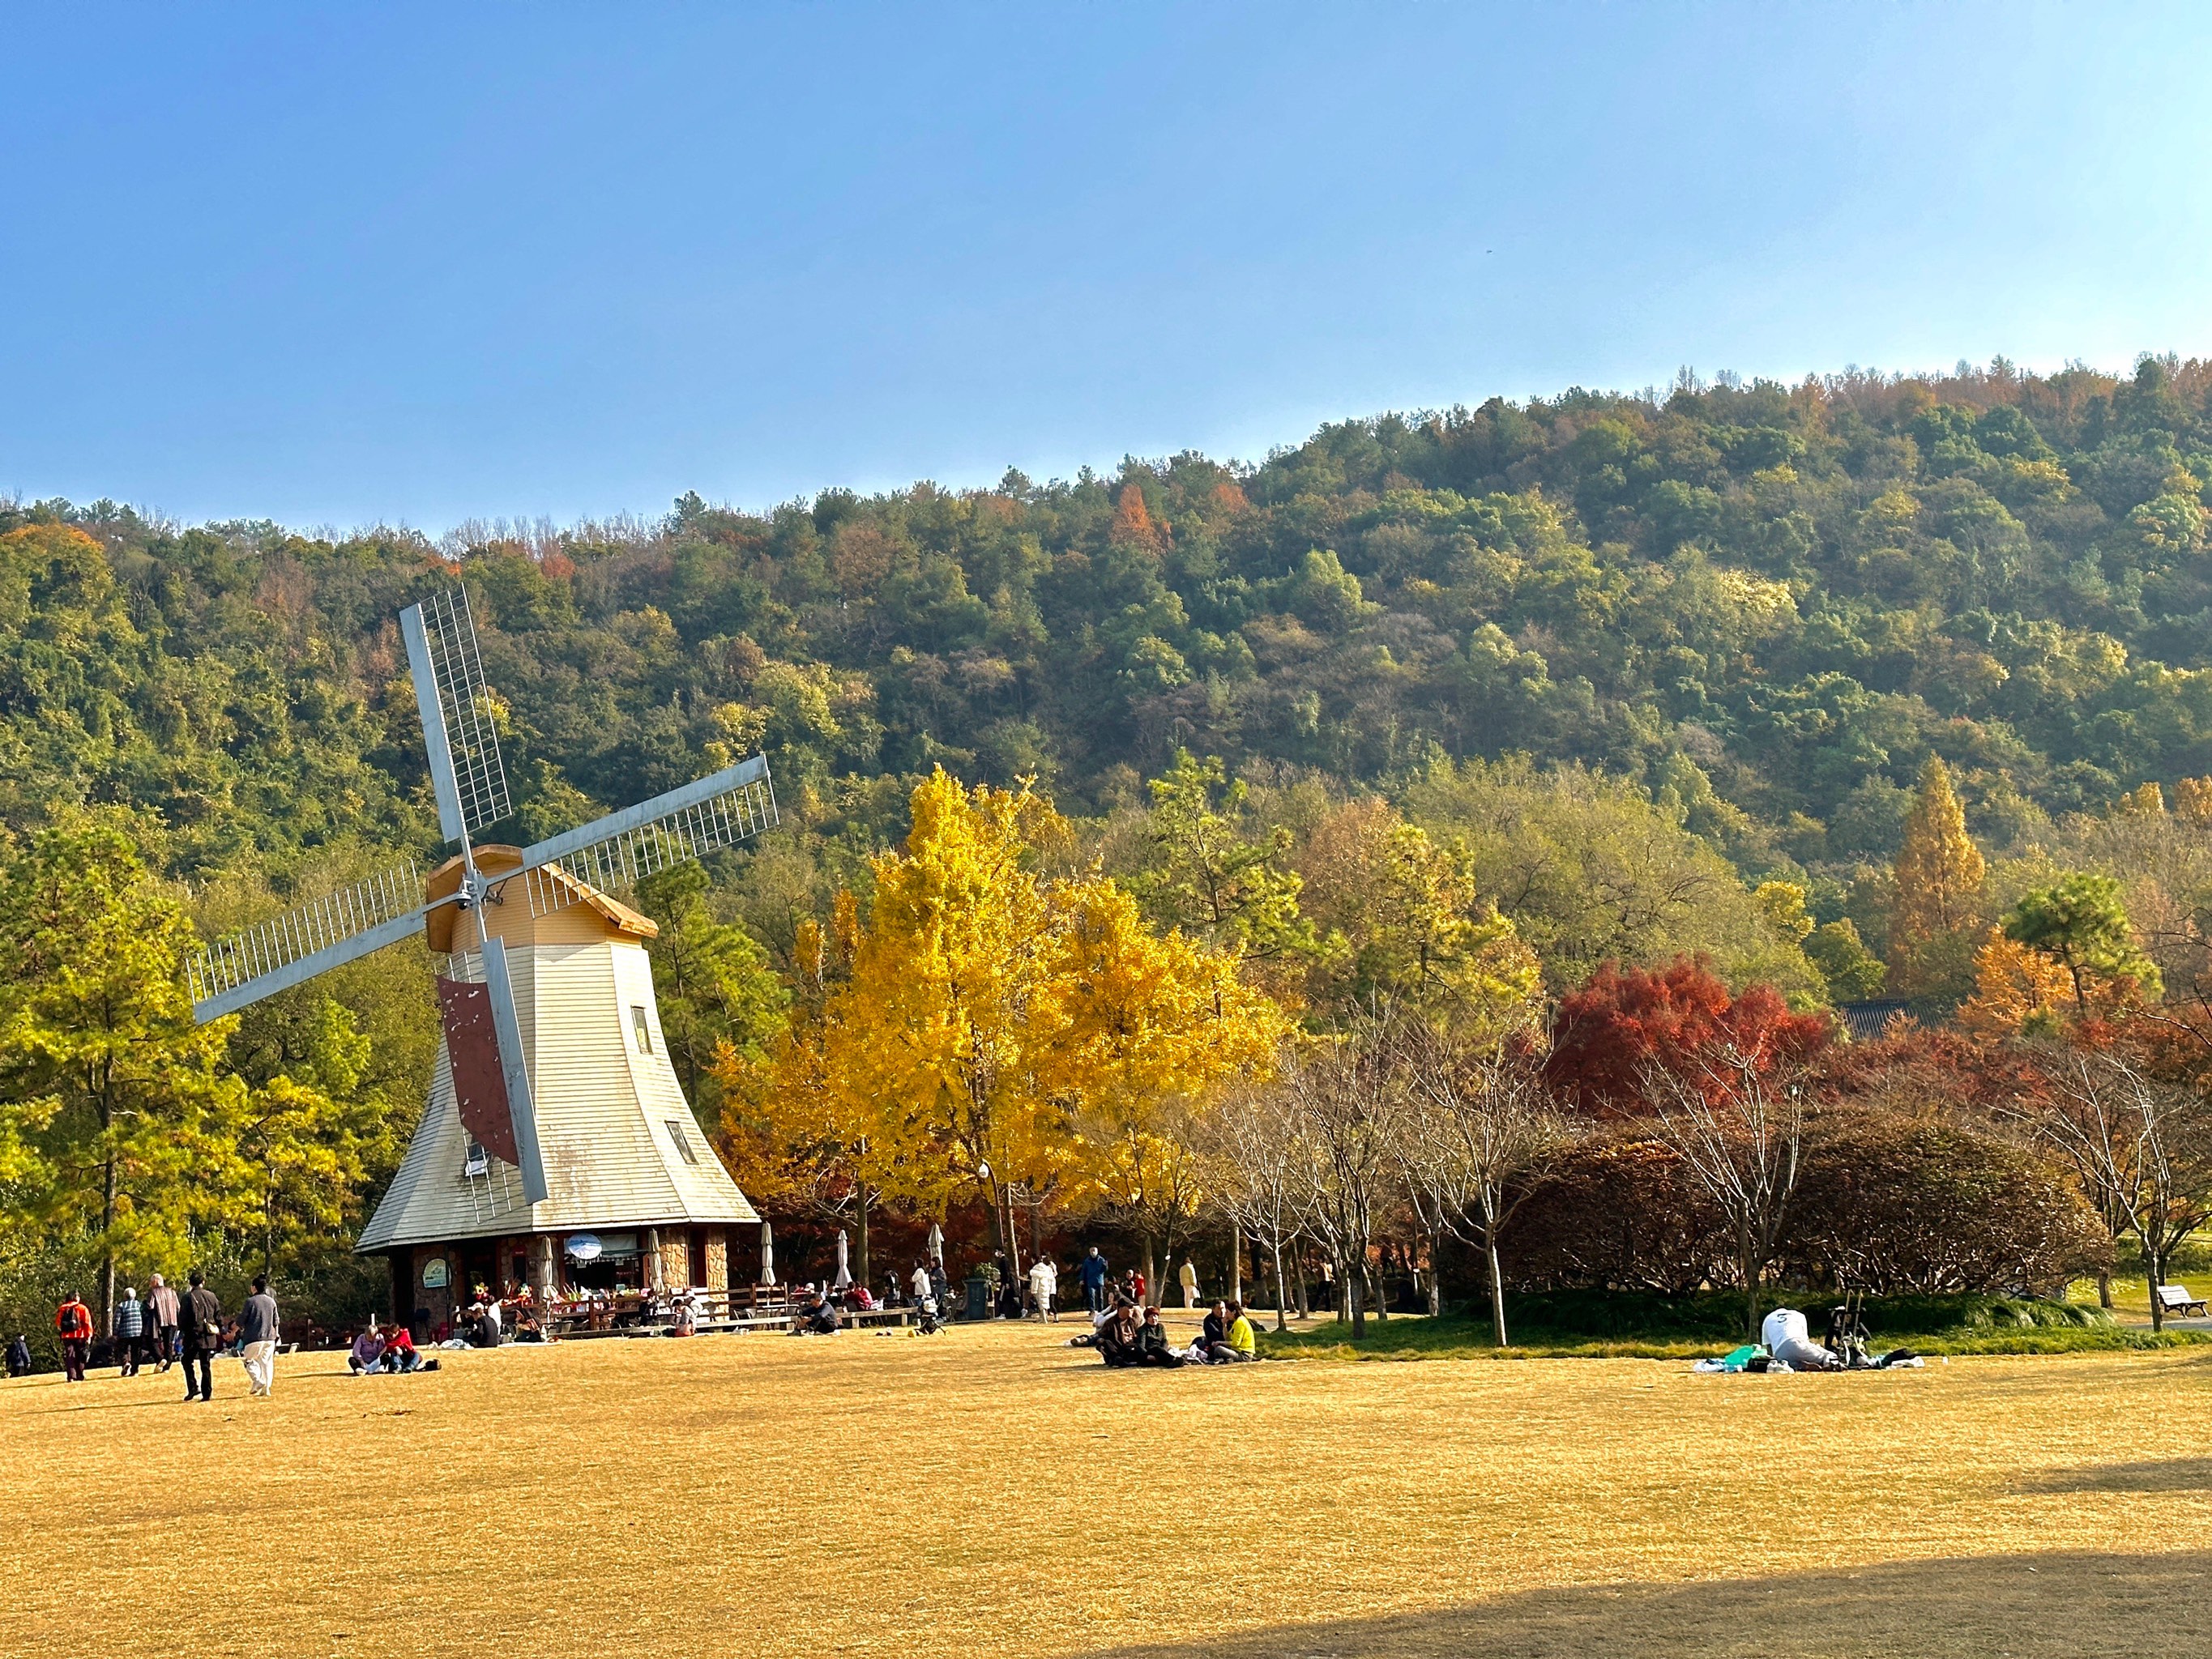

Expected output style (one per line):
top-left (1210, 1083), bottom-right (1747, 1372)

top-left (927, 1222), bottom-right (944, 1267)
top-left (758, 1220), bottom-right (777, 1286)
top-left (834, 1229), bottom-right (853, 1290)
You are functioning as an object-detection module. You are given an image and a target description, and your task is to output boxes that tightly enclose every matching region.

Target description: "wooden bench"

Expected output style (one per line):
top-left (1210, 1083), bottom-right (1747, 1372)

top-left (2156, 1284), bottom-right (2208, 1317)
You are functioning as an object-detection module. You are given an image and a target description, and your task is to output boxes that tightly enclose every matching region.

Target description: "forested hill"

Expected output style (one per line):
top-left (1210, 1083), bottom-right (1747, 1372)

top-left (9, 353), bottom-right (2212, 933)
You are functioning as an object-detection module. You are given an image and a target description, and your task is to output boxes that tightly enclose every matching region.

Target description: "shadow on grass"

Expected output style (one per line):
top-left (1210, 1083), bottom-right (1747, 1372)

top-left (2018, 1459), bottom-right (2212, 1493)
top-left (1079, 1551), bottom-right (2212, 1658)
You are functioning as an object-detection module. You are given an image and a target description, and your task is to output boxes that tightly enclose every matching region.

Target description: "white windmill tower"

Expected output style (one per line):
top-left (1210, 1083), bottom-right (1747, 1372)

top-left (187, 589), bottom-right (776, 1325)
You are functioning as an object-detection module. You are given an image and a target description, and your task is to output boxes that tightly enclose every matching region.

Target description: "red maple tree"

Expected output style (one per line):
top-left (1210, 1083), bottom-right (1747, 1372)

top-left (1543, 956), bottom-right (1831, 1118)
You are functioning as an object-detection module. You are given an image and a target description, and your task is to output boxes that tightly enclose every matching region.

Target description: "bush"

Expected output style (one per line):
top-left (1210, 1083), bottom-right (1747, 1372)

top-left (1498, 1133), bottom-right (1732, 1294)
top-left (1782, 1110), bottom-right (2112, 1295)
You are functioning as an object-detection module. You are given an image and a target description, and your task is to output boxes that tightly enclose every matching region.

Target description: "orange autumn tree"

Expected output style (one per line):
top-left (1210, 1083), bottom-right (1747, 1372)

top-left (722, 769), bottom-right (1282, 1287)
top-left (1889, 757), bottom-right (1988, 1001)
top-left (1955, 929), bottom-right (2080, 1039)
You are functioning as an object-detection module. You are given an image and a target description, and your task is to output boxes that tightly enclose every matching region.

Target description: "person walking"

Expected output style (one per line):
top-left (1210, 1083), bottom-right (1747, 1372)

top-left (54, 1292), bottom-right (92, 1383)
top-left (113, 1285), bottom-right (147, 1376)
top-left (1078, 1247), bottom-right (1109, 1316)
top-left (147, 1273), bottom-right (180, 1372)
top-left (237, 1274), bottom-right (280, 1397)
top-left (1179, 1259), bottom-right (1199, 1309)
top-left (179, 1271), bottom-right (223, 1402)
top-left (6, 1334), bottom-right (29, 1377)
top-left (1027, 1254), bottom-right (1055, 1322)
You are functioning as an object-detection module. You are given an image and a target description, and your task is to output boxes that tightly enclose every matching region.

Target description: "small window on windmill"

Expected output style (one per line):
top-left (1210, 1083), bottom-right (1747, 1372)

top-left (463, 1141), bottom-right (489, 1179)
top-left (631, 1005), bottom-right (652, 1053)
top-left (664, 1120), bottom-right (699, 1165)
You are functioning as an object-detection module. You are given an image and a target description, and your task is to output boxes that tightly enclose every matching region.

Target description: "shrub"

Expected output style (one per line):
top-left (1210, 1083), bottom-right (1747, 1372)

top-left (1780, 1109), bottom-right (2111, 1296)
top-left (1497, 1132), bottom-right (1733, 1294)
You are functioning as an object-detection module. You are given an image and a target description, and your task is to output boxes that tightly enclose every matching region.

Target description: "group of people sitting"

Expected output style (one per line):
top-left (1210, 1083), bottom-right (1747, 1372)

top-left (1086, 1297), bottom-right (1258, 1368)
top-left (346, 1318), bottom-right (433, 1375)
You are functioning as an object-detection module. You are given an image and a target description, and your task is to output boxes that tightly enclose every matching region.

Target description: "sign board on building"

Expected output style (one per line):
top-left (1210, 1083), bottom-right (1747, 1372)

top-left (566, 1233), bottom-right (603, 1262)
top-left (421, 1258), bottom-right (449, 1289)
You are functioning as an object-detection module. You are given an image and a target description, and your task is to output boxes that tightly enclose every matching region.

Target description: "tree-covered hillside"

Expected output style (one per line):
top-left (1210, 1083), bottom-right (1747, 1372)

top-left (10, 351), bottom-right (2212, 1336)
top-left (12, 356), bottom-right (2212, 907)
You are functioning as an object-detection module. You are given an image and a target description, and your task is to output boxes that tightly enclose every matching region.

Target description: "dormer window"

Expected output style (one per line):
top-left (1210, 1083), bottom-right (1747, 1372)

top-left (463, 1141), bottom-right (489, 1179)
top-left (631, 1005), bottom-right (652, 1053)
top-left (665, 1120), bottom-right (698, 1165)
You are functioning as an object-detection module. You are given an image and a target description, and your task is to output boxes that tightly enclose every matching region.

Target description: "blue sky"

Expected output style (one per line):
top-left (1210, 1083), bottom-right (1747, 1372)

top-left (4, 4), bottom-right (2210, 531)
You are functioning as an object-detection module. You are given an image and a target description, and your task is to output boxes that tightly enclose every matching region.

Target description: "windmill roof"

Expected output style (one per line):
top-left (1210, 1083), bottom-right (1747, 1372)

top-left (424, 845), bottom-right (659, 954)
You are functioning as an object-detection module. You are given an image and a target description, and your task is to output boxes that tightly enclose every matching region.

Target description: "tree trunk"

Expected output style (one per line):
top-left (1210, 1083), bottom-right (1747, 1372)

top-left (1228, 1231), bottom-right (1243, 1303)
top-left (2097, 1269), bottom-right (2113, 1309)
top-left (1371, 1250), bottom-right (1389, 1323)
top-left (100, 1149), bottom-right (118, 1335)
top-left (1335, 1262), bottom-right (1350, 1324)
top-left (1270, 1239), bottom-right (1288, 1333)
top-left (1740, 1223), bottom-right (1761, 1342)
top-left (1487, 1234), bottom-right (1509, 1348)
top-left (2149, 1240), bottom-right (2166, 1333)
top-left (1349, 1260), bottom-right (1366, 1339)
top-left (1294, 1250), bottom-right (1310, 1319)
top-left (1427, 1226), bottom-right (1445, 1317)
top-left (856, 1184), bottom-right (871, 1294)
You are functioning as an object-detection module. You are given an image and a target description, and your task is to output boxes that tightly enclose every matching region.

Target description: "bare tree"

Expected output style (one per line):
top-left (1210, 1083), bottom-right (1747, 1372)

top-left (1283, 1028), bottom-right (1398, 1340)
top-left (1199, 1079), bottom-right (1306, 1330)
top-left (1393, 1018), bottom-right (1568, 1345)
top-left (1643, 1039), bottom-right (1811, 1341)
top-left (2021, 1048), bottom-right (2212, 1331)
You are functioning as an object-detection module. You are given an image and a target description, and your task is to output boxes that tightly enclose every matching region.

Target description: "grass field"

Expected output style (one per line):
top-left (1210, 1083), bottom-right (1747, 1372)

top-left (4, 1315), bottom-right (2209, 1658)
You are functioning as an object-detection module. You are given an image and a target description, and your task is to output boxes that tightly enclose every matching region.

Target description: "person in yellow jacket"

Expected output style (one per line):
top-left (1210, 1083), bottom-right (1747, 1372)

top-left (1206, 1300), bottom-right (1258, 1363)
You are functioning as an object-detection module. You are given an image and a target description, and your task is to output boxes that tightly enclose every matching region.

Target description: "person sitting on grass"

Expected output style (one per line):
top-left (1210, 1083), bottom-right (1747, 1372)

top-left (1133, 1306), bottom-right (1184, 1369)
top-left (1200, 1300), bottom-right (1228, 1353)
top-left (382, 1323), bottom-right (425, 1371)
top-left (348, 1322), bottom-right (387, 1375)
top-left (1096, 1300), bottom-right (1142, 1367)
top-left (1207, 1301), bottom-right (1257, 1364)
top-left (792, 1288), bottom-right (841, 1336)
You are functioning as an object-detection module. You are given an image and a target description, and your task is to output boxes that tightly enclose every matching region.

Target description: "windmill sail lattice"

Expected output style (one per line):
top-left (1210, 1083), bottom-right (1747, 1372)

top-left (402, 586), bottom-right (511, 843)
top-left (187, 859), bottom-right (428, 1020)
top-left (514, 757), bottom-right (775, 918)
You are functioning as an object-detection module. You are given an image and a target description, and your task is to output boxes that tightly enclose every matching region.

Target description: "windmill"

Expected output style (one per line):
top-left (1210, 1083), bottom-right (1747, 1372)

top-left (187, 588), bottom-right (778, 1322)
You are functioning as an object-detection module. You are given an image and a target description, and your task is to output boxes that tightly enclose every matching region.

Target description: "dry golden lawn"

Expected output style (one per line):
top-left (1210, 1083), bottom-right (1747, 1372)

top-left (3, 1316), bottom-right (2210, 1658)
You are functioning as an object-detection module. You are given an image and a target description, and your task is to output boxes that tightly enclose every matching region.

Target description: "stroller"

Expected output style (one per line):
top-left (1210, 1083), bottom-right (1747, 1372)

top-left (1824, 1292), bottom-right (1873, 1369)
top-left (912, 1295), bottom-right (945, 1337)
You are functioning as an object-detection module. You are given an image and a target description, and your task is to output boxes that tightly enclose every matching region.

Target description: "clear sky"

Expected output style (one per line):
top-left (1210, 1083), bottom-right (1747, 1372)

top-left (5, 4), bottom-right (2210, 531)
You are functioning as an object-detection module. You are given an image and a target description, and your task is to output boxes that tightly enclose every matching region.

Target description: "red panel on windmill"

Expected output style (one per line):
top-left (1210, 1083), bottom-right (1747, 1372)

top-left (436, 975), bottom-right (519, 1166)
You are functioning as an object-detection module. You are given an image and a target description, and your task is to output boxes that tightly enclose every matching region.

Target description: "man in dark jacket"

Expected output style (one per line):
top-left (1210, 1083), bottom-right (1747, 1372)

top-left (237, 1275), bottom-right (280, 1397)
top-left (1078, 1247), bottom-right (1110, 1316)
top-left (180, 1272), bottom-right (223, 1402)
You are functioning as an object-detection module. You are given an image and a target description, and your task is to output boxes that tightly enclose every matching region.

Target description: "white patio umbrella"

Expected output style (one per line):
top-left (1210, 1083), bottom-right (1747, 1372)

top-left (834, 1229), bottom-right (853, 1290)
top-left (758, 1220), bottom-right (777, 1286)
top-left (927, 1222), bottom-right (945, 1266)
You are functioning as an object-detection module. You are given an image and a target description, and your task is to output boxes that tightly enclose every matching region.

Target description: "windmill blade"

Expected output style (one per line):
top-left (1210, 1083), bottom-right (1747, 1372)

top-left (507, 754), bottom-right (775, 913)
top-left (401, 588), bottom-right (511, 844)
top-left (189, 859), bottom-right (437, 1022)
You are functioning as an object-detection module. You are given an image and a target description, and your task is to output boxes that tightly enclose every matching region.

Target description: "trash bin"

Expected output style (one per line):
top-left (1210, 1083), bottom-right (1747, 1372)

top-left (963, 1275), bottom-right (991, 1321)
